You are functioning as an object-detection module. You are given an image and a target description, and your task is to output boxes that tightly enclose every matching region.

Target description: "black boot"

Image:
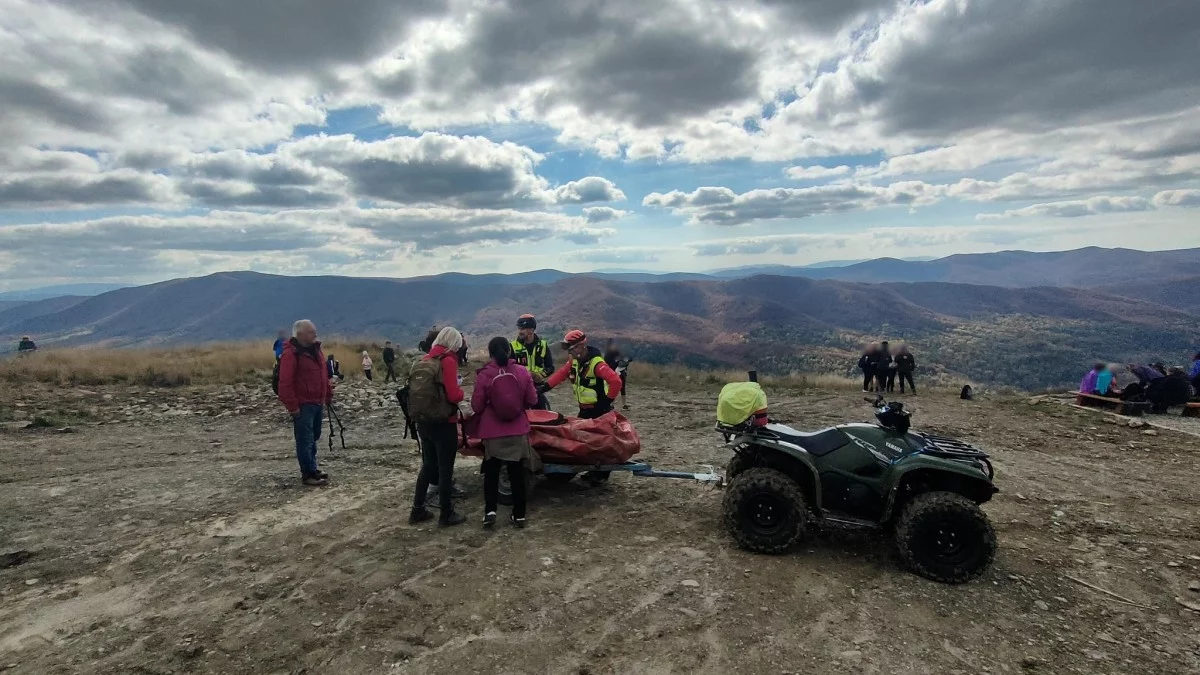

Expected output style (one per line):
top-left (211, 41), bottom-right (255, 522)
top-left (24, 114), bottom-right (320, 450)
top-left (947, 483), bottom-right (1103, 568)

top-left (408, 508), bottom-right (433, 524)
top-left (439, 511), bottom-right (466, 528)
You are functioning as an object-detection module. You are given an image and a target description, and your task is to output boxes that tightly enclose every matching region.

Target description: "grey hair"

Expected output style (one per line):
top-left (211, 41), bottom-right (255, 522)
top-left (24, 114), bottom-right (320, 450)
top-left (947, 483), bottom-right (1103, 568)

top-left (292, 319), bottom-right (316, 337)
top-left (433, 326), bottom-right (463, 353)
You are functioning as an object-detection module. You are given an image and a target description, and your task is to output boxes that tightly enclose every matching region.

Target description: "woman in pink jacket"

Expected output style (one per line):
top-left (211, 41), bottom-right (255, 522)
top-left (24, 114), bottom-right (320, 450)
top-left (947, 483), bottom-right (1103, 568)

top-left (472, 336), bottom-right (539, 529)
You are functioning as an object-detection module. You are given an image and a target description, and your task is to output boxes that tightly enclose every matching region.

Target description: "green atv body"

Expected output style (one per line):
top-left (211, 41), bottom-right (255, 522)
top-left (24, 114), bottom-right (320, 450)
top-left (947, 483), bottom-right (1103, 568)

top-left (720, 409), bottom-right (998, 584)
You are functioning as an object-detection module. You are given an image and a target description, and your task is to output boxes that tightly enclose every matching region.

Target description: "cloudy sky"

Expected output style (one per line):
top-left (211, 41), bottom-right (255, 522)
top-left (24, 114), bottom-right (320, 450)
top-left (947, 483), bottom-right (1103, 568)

top-left (2, 0), bottom-right (1199, 290)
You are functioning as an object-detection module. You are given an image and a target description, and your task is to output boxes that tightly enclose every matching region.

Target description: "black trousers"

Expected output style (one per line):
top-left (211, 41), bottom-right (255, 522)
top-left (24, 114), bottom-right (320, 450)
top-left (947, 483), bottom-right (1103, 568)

top-left (885, 371), bottom-right (896, 392)
top-left (364, 369), bottom-right (373, 381)
top-left (413, 422), bottom-right (458, 514)
top-left (862, 372), bottom-right (875, 390)
top-left (483, 458), bottom-right (527, 518)
top-left (384, 362), bottom-right (397, 382)
top-left (875, 373), bottom-right (888, 391)
top-left (899, 372), bottom-right (915, 393)
top-left (578, 403), bottom-right (613, 419)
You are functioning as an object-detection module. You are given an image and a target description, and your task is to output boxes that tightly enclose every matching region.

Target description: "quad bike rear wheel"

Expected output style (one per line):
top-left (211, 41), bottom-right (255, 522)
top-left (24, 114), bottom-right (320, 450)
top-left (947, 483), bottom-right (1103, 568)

top-left (723, 467), bottom-right (807, 554)
top-left (893, 491), bottom-right (996, 584)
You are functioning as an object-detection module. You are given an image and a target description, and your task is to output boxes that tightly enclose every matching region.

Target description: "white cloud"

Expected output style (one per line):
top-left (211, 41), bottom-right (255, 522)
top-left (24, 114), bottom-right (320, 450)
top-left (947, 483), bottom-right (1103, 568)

top-left (582, 206), bottom-right (630, 223)
top-left (1153, 189), bottom-right (1200, 208)
top-left (553, 177), bottom-right (627, 204)
top-left (785, 165), bottom-right (851, 180)
top-left (646, 182), bottom-right (944, 225)
top-left (976, 196), bottom-right (1154, 220)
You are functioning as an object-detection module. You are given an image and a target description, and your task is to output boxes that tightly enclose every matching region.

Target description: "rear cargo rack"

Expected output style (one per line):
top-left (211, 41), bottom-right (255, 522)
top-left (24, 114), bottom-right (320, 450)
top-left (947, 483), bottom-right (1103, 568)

top-left (919, 433), bottom-right (994, 478)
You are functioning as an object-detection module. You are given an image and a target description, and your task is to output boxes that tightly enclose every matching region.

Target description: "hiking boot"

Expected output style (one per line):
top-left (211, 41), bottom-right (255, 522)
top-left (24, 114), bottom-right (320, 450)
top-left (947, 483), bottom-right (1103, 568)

top-left (438, 512), bottom-right (467, 528)
top-left (510, 515), bottom-right (527, 529)
top-left (483, 512), bottom-right (497, 529)
top-left (408, 508), bottom-right (433, 524)
top-left (314, 470), bottom-right (329, 480)
top-left (302, 475), bottom-right (328, 487)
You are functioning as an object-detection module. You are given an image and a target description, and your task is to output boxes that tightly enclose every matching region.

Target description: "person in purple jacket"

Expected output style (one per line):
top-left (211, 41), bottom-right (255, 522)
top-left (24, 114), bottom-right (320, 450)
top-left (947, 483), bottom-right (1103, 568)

top-left (472, 336), bottom-right (539, 529)
top-left (1079, 363), bottom-right (1103, 395)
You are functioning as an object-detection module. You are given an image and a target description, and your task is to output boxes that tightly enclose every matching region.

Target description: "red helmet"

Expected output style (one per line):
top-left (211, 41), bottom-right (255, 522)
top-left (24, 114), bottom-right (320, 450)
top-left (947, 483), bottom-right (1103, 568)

top-left (561, 329), bottom-right (587, 348)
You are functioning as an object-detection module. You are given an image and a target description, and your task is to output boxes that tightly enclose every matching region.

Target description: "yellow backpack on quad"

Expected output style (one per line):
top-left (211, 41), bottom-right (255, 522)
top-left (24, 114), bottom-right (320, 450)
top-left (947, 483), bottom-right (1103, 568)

top-left (717, 382), bottom-right (768, 426)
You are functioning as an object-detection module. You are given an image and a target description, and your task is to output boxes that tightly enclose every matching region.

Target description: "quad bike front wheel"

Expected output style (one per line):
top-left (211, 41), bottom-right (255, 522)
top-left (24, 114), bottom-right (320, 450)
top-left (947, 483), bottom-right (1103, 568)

top-left (723, 467), bottom-right (807, 554)
top-left (893, 491), bottom-right (996, 584)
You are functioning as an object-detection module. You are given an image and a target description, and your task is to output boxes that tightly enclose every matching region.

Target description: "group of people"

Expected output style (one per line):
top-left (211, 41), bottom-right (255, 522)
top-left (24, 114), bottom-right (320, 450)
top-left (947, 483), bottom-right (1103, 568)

top-left (1079, 355), bottom-right (1200, 413)
top-left (273, 314), bottom-right (631, 530)
top-left (857, 341), bottom-right (917, 394)
top-left (359, 342), bottom-right (402, 382)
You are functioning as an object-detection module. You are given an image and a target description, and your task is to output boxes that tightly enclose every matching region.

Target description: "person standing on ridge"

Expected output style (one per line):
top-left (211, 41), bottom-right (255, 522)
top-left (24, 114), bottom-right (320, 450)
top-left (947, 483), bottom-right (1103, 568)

top-left (418, 325), bottom-right (438, 353)
top-left (895, 344), bottom-right (917, 394)
top-left (603, 338), bottom-right (631, 410)
top-left (16, 336), bottom-right (37, 355)
top-left (541, 330), bottom-right (624, 419)
top-left (277, 320), bottom-right (334, 487)
top-left (382, 341), bottom-right (398, 383)
top-left (361, 351), bottom-right (373, 381)
top-left (512, 314), bottom-right (554, 410)
top-left (878, 340), bottom-right (895, 392)
top-left (272, 329), bottom-right (286, 361)
top-left (858, 343), bottom-right (880, 392)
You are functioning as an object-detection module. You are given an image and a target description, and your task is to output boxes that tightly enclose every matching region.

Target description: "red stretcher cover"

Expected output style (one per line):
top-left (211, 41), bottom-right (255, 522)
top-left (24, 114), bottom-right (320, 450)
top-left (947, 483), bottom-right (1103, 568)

top-left (463, 409), bottom-right (641, 465)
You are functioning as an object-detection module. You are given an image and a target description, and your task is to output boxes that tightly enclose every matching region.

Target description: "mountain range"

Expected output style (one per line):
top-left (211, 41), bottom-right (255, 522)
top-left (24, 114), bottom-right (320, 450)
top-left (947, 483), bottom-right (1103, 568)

top-left (2, 247), bottom-right (1197, 390)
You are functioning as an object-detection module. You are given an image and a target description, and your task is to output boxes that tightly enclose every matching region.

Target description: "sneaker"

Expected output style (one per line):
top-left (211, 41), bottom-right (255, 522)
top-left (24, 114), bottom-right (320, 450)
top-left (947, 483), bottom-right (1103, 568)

top-left (302, 476), bottom-right (328, 487)
top-left (510, 515), bottom-right (526, 529)
top-left (483, 512), bottom-right (497, 529)
top-left (314, 470), bottom-right (329, 480)
top-left (439, 512), bottom-right (467, 528)
top-left (408, 508), bottom-right (433, 524)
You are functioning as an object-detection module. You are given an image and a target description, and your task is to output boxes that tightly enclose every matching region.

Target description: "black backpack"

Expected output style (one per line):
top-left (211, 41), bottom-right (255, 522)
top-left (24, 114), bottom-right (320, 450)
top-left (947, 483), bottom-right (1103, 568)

top-left (271, 351), bottom-right (298, 395)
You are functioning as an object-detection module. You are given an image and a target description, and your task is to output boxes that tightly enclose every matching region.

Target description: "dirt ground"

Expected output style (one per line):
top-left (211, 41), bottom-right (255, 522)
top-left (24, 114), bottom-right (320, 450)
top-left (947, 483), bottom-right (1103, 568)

top-left (2, 377), bottom-right (1199, 675)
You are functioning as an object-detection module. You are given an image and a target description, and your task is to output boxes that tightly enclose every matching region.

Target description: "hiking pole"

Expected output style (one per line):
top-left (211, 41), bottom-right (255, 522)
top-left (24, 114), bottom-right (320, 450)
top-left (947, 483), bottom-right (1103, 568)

top-left (327, 403), bottom-right (346, 451)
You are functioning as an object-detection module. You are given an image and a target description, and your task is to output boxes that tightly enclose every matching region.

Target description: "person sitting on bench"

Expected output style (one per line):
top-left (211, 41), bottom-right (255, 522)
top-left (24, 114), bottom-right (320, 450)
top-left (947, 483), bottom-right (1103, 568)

top-left (1079, 363), bottom-right (1104, 396)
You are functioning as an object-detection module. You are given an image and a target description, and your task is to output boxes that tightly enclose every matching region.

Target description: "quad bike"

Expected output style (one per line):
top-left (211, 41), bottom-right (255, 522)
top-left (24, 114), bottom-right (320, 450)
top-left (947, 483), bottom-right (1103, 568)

top-left (718, 394), bottom-right (998, 584)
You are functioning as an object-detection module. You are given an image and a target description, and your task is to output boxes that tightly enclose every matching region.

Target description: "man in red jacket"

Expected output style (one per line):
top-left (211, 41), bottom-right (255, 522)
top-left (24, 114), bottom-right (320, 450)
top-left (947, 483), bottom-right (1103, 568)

top-left (277, 319), bottom-right (334, 486)
top-left (543, 330), bottom-right (625, 419)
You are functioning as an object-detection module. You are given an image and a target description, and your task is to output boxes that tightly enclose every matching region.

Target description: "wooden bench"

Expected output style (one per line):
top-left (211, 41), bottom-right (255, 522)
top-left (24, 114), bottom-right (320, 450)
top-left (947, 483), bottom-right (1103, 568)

top-left (1184, 402), bottom-right (1200, 418)
top-left (1071, 392), bottom-right (1146, 416)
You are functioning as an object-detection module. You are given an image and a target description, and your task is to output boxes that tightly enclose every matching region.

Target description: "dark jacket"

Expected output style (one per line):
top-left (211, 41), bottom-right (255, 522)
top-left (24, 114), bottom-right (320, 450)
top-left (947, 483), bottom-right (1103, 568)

top-left (858, 353), bottom-right (880, 373)
top-left (895, 353), bottom-right (916, 374)
top-left (278, 339), bottom-right (333, 414)
top-left (382, 346), bottom-right (396, 364)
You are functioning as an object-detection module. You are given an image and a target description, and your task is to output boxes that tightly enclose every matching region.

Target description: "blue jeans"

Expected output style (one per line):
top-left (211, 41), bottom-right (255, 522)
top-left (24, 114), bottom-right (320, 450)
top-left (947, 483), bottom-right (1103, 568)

top-left (293, 404), bottom-right (323, 477)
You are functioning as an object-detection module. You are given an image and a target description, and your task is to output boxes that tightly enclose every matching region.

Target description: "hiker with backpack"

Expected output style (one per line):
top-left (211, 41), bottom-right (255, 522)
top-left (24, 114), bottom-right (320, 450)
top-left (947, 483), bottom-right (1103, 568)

top-left (276, 320), bottom-right (334, 486)
top-left (407, 327), bottom-right (469, 528)
top-left (472, 337), bottom-right (539, 529)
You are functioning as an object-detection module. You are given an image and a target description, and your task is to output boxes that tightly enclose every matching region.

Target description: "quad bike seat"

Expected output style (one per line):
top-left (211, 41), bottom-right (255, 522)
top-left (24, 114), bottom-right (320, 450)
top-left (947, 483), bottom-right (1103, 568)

top-left (760, 423), bottom-right (846, 456)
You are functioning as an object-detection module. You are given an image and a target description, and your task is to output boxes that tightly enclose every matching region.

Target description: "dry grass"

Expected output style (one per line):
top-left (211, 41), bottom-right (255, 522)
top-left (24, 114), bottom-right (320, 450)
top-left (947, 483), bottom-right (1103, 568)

top-left (0, 340), bottom-right (407, 388)
top-left (1, 341), bottom-right (981, 394)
